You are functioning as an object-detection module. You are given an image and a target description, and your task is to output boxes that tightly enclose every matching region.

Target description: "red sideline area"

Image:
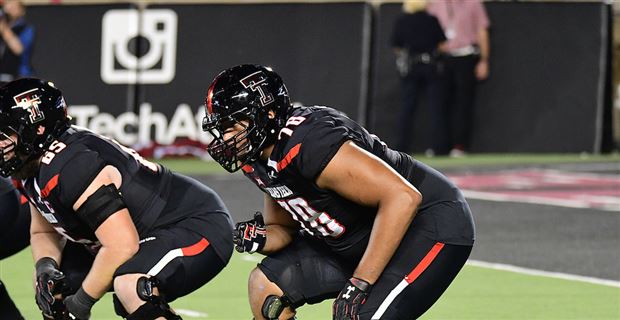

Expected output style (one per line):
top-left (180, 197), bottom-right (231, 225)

top-left (448, 169), bottom-right (620, 211)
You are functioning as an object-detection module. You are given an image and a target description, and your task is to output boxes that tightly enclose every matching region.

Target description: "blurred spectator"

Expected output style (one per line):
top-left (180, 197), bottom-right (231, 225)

top-left (391, 0), bottom-right (447, 155)
top-left (427, 0), bottom-right (490, 157)
top-left (0, 0), bottom-right (34, 82)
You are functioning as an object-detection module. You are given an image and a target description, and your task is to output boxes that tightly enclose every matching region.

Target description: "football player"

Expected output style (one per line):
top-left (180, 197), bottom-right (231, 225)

top-left (0, 176), bottom-right (30, 319)
top-left (0, 78), bottom-right (234, 320)
top-left (202, 64), bottom-right (475, 320)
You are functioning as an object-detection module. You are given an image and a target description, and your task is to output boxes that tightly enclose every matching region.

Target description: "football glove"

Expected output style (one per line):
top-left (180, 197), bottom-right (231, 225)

top-left (40, 304), bottom-right (70, 320)
top-left (233, 212), bottom-right (267, 253)
top-left (34, 257), bottom-right (67, 319)
top-left (333, 277), bottom-right (372, 320)
top-left (63, 287), bottom-right (98, 320)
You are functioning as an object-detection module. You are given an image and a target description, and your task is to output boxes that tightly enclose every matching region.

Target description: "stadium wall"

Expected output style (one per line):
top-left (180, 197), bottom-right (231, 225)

top-left (25, 1), bottom-right (611, 155)
top-left (370, 1), bottom-right (611, 153)
top-left (27, 2), bottom-right (370, 157)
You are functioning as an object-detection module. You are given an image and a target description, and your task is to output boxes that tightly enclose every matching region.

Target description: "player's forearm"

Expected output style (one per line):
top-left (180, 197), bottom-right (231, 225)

top-left (260, 224), bottom-right (296, 254)
top-left (1, 28), bottom-right (24, 55)
top-left (82, 245), bottom-right (137, 299)
top-left (354, 194), bottom-right (420, 284)
top-left (478, 28), bottom-right (490, 61)
top-left (30, 231), bottom-right (64, 264)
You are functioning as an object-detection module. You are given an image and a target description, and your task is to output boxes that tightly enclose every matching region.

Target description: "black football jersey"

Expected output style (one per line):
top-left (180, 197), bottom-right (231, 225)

top-left (243, 106), bottom-right (474, 260)
top-left (17, 126), bottom-right (189, 248)
top-left (0, 177), bottom-right (13, 195)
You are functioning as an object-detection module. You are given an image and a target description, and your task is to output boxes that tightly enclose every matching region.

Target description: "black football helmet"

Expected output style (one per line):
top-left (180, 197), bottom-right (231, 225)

top-left (202, 64), bottom-right (292, 172)
top-left (0, 78), bottom-right (70, 177)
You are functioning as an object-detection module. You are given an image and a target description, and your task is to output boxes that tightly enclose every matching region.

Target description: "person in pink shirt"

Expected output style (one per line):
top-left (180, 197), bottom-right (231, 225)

top-left (427, 0), bottom-right (490, 157)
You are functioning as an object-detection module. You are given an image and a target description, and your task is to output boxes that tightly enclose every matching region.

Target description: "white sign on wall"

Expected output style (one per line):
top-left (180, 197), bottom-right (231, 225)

top-left (101, 9), bottom-right (178, 84)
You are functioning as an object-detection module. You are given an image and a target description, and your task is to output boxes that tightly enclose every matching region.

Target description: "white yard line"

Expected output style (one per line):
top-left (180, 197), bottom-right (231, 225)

top-left (179, 258), bottom-right (616, 320)
top-left (175, 309), bottom-right (209, 318)
top-left (539, 168), bottom-right (620, 181)
top-left (241, 254), bottom-right (619, 287)
top-left (462, 190), bottom-right (620, 212)
top-left (467, 260), bottom-right (620, 288)
top-left (240, 254), bottom-right (263, 262)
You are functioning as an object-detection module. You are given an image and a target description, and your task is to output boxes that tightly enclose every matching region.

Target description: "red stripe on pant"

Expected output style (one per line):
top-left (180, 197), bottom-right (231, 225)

top-left (405, 242), bottom-right (445, 284)
top-left (181, 238), bottom-right (210, 256)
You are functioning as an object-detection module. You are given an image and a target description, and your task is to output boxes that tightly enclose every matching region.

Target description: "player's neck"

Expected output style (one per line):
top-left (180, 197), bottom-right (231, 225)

top-left (11, 155), bottom-right (43, 180)
top-left (260, 144), bottom-right (275, 160)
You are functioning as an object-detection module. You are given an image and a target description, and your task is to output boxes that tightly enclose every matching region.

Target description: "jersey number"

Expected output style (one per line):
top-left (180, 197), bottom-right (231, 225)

top-left (278, 116), bottom-right (306, 139)
top-left (106, 138), bottom-right (158, 172)
top-left (117, 141), bottom-right (158, 172)
top-left (41, 140), bottom-right (67, 165)
top-left (31, 189), bottom-right (86, 244)
top-left (277, 197), bottom-right (344, 238)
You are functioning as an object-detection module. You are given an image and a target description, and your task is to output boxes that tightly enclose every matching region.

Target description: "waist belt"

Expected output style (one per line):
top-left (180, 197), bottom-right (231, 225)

top-left (410, 52), bottom-right (434, 64)
top-left (447, 45), bottom-right (478, 57)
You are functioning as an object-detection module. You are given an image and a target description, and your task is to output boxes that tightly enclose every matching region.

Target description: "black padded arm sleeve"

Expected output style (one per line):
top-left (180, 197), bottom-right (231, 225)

top-left (76, 184), bottom-right (127, 231)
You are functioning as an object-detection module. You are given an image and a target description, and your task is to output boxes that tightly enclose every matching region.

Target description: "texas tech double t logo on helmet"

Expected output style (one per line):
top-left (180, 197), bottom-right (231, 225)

top-left (0, 78), bottom-right (71, 177)
top-left (202, 64), bottom-right (292, 172)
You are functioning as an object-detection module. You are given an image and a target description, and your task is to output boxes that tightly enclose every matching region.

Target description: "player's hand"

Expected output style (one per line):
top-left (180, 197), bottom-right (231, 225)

top-left (233, 211), bottom-right (267, 253)
top-left (475, 59), bottom-right (489, 80)
top-left (35, 257), bottom-right (67, 318)
top-left (333, 277), bottom-right (372, 320)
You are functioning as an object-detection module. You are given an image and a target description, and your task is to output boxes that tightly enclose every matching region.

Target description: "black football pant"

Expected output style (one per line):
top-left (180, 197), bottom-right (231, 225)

top-left (258, 232), bottom-right (472, 319)
top-left (0, 190), bottom-right (30, 259)
top-left (396, 63), bottom-right (447, 154)
top-left (442, 54), bottom-right (479, 151)
top-left (58, 213), bottom-right (232, 302)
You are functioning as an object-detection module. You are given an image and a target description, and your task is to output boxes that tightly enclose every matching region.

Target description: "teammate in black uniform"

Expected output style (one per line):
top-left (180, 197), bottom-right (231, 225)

top-left (0, 78), bottom-right (234, 320)
top-left (203, 64), bottom-right (475, 320)
top-left (0, 176), bottom-right (30, 319)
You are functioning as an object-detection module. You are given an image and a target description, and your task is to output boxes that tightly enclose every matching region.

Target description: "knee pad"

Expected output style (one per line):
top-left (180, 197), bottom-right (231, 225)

top-left (136, 276), bottom-right (159, 302)
top-left (113, 276), bottom-right (157, 317)
top-left (125, 300), bottom-right (182, 320)
top-left (125, 300), bottom-right (183, 320)
top-left (123, 276), bottom-right (182, 320)
top-left (112, 294), bottom-right (129, 318)
top-left (262, 295), bottom-right (293, 320)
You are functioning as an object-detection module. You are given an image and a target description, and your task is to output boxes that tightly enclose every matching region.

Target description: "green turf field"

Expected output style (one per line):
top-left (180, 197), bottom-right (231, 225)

top-left (2, 248), bottom-right (618, 319)
top-left (3, 154), bottom-right (619, 319)
top-left (157, 153), bottom-right (620, 175)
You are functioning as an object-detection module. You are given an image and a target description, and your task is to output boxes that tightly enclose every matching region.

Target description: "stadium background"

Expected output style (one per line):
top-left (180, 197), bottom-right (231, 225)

top-left (1, 0), bottom-right (619, 319)
top-left (11, 0), bottom-right (619, 155)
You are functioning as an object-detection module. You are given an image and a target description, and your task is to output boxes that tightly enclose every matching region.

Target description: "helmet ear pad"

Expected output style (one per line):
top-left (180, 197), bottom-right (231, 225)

top-left (14, 121), bottom-right (40, 155)
top-left (252, 107), bottom-right (280, 148)
top-left (236, 106), bottom-right (271, 161)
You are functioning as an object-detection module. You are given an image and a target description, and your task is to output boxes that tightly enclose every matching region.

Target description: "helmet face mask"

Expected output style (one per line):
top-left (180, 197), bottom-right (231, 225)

top-left (203, 65), bottom-right (292, 172)
top-left (0, 129), bottom-right (20, 177)
top-left (0, 78), bottom-right (70, 177)
top-left (203, 110), bottom-right (257, 172)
